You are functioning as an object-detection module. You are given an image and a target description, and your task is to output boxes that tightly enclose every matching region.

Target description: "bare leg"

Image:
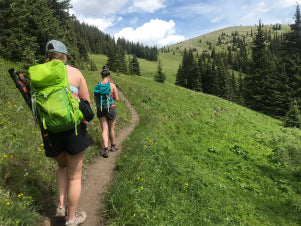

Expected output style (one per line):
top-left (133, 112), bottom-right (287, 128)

top-left (100, 117), bottom-right (109, 148)
top-left (55, 153), bottom-right (68, 208)
top-left (55, 151), bottom-right (85, 222)
top-left (108, 119), bottom-right (116, 146)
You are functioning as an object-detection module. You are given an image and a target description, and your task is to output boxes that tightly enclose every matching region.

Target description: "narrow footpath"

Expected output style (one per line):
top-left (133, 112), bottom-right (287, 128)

top-left (78, 89), bottom-right (139, 226)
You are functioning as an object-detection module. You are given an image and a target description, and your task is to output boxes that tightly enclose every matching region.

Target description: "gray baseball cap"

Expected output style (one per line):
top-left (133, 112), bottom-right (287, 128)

top-left (45, 40), bottom-right (68, 55)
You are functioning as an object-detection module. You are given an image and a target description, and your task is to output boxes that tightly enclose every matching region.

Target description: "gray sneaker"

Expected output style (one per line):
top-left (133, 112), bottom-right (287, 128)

top-left (110, 144), bottom-right (119, 152)
top-left (55, 206), bottom-right (67, 217)
top-left (102, 148), bottom-right (109, 158)
top-left (65, 211), bottom-right (86, 225)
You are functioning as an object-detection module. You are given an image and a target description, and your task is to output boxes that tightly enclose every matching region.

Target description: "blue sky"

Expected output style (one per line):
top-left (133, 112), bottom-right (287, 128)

top-left (70, 0), bottom-right (300, 47)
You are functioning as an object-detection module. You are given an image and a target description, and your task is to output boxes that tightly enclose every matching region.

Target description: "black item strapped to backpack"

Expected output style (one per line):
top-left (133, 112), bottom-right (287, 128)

top-left (79, 97), bottom-right (94, 122)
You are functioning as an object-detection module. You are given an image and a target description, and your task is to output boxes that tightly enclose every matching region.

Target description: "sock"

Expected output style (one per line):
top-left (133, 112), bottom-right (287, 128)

top-left (67, 216), bottom-right (76, 224)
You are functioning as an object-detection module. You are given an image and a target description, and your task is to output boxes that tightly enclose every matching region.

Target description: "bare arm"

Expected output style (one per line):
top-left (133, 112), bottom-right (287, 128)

top-left (78, 76), bottom-right (90, 103)
top-left (111, 83), bottom-right (119, 101)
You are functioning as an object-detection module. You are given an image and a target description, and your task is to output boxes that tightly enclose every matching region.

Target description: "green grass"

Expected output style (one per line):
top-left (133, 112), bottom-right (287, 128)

top-left (1, 23), bottom-right (300, 224)
top-left (0, 57), bottom-right (131, 225)
top-left (101, 73), bottom-right (301, 225)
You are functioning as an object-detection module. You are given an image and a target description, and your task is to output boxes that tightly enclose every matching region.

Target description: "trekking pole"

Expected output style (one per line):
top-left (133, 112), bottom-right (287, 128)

top-left (8, 68), bottom-right (53, 148)
top-left (8, 68), bottom-right (32, 108)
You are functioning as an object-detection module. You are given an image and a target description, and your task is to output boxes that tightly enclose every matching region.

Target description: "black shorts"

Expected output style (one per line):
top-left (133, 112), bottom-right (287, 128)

top-left (97, 106), bottom-right (116, 120)
top-left (43, 122), bottom-right (90, 157)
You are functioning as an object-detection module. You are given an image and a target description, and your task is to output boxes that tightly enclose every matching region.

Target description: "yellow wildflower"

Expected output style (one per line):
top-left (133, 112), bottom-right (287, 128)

top-left (6, 202), bottom-right (10, 205)
top-left (185, 183), bottom-right (189, 188)
top-left (18, 194), bottom-right (23, 197)
top-left (4, 155), bottom-right (7, 158)
top-left (41, 143), bottom-right (44, 147)
top-left (13, 105), bottom-right (16, 107)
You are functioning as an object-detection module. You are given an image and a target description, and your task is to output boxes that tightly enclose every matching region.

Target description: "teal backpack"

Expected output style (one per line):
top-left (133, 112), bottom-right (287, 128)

top-left (94, 82), bottom-right (114, 111)
top-left (28, 60), bottom-right (83, 134)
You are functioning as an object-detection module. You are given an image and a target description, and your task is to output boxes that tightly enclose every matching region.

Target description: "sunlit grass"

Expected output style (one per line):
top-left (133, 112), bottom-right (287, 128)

top-left (103, 74), bottom-right (301, 225)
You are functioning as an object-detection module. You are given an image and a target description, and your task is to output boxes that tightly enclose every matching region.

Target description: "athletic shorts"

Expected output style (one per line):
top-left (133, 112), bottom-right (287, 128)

top-left (97, 106), bottom-right (116, 120)
top-left (43, 122), bottom-right (90, 158)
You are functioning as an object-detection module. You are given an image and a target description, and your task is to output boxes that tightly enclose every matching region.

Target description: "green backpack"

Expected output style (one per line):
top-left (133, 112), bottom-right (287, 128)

top-left (29, 60), bottom-right (83, 134)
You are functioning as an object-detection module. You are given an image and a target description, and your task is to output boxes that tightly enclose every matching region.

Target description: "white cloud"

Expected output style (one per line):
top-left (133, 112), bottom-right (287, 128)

top-left (71, 8), bottom-right (122, 31)
top-left (114, 19), bottom-right (185, 47)
top-left (83, 17), bottom-right (122, 31)
top-left (70, 0), bottom-right (166, 16)
top-left (70, 0), bottom-right (129, 16)
top-left (158, 35), bottom-right (185, 46)
top-left (129, 0), bottom-right (166, 13)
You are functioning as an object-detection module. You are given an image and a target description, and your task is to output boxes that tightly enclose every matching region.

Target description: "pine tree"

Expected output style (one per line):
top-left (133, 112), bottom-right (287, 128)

top-left (282, 4), bottom-right (301, 100)
top-left (284, 100), bottom-right (301, 128)
top-left (154, 59), bottom-right (166, 83)
top-left (175, 64), bottom-right (185, 87)
top-left (237, 70), bottom-right (245, 105)
top-left (229, 71), bottom-right (237, 102)
top-left (129, 55), bottom-right (141, 76)
top-left (244, 20), bottom-right (273, 114)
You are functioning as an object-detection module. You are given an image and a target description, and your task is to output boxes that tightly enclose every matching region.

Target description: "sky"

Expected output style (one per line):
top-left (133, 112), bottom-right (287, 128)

top-left (69, 0), bottom-right (300, 47)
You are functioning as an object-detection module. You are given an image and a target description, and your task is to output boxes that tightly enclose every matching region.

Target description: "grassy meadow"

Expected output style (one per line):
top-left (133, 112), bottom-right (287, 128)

top-left (103, 74), bottom-right (301, 225)
top-left (91, 53), bottom-right (301, 225)
top-left (0, 28), bottom-right (301, 225)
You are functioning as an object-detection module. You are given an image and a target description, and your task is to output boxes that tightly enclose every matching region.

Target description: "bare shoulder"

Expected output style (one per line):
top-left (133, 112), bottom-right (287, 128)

top-left (110, 82), bottom-right (117, 89)
top-left (66, 65), bottom-right (84, 78)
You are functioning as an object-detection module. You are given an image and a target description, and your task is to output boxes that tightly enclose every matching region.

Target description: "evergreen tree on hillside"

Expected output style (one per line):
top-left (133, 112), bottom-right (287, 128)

top-left (0, 0), bottom-right (61, 63)
top-left (284, 100), bottom-right (301, 128)
top-left (175, 64), bottom-right (185, 87)
top-left (282, 4), bottom-right (301, 101)
top-left (154, 59), bottom-right (166, 83)
top-left (115, 47), bottom-right (128, 74)
top-left (129, 55), bottom-right (141, 76)
top-left (228, 71), bottom-right (237, 102)
top-left (106, 43), bottom-right (117, 71)
top-left (244, 20), bottom-right (273, 114)
top-left (237, 71), bottom-right (245, 105)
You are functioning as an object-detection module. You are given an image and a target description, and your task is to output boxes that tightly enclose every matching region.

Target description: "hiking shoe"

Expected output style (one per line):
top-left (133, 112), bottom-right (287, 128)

top-left (55, 206), bottom-right (67, 217)
top-left (102, 148), bottom-right (109, 158)
top-left (65, 211), bottom-right (86, 225)
top-left (110, 144), bottom-right (119, 152)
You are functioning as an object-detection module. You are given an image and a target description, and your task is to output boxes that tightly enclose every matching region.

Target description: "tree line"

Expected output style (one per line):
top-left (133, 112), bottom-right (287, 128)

top-left (0, 0), bottom-right (157, 71)
top-left (176, 4), bottom-right (301, 125)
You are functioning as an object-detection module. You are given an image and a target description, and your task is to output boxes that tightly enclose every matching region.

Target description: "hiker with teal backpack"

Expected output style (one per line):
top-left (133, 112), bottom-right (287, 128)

top-left (94, 66), bottom-right (119, 158)
top-left (29, 40), bottom-right (89, 225)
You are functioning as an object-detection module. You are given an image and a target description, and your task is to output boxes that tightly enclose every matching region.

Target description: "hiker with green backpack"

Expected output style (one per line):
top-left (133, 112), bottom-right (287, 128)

top-left (94, 66), bottom-right (119, 158)
top-left (28, 40), bottom-right (89, 225)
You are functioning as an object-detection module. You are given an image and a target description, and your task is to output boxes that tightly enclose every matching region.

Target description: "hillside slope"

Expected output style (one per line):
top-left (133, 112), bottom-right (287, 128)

top-left (169, 24), bottom-right (290, 53)
top-left (103, 73), bottom-right (301, 225)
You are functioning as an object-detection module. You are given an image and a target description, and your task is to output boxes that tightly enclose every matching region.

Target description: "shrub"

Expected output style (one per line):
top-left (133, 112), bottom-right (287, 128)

top-left (284, 100), bottom-right (301, 128)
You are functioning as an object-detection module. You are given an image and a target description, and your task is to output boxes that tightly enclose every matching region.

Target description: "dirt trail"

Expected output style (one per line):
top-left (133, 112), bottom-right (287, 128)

top-left (78, 89), bottom-right (139, 226)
